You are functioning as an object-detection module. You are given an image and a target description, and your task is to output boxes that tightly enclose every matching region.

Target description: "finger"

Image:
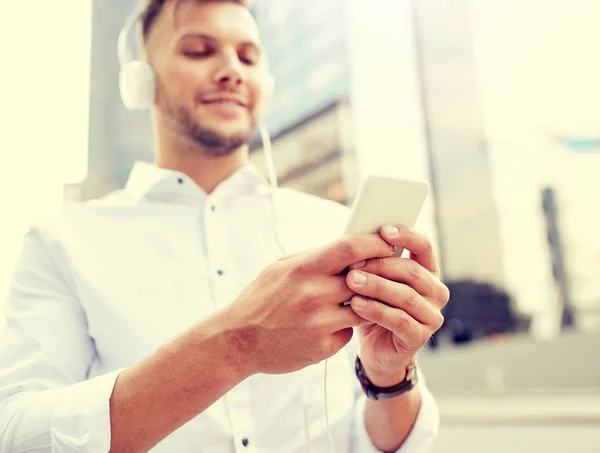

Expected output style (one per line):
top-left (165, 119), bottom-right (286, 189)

top-left (350, 296), bottom-right (437, 351)
top-left (327, 327), bottom-right (355, 356)
top-left (327, 306), bottom-right (371, 331)
top-left (350, 257), bottom-right (450, 307)
top-left (315, 275), bottom-right (356, 306)
top-left (379, 225), bottom-right (439, 275)
top-left (346, 270), bottom-right (444, 326)
top-left (302, 234), bottom-right (396, 275)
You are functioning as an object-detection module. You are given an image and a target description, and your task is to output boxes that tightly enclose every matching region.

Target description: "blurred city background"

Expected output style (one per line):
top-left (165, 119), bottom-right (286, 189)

top-left (1, 0), bottom-right (599, 451)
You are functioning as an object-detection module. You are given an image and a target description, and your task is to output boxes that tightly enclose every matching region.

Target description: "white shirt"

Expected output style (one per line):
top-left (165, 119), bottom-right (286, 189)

top-left (0, 161), bottom-right (439, 453)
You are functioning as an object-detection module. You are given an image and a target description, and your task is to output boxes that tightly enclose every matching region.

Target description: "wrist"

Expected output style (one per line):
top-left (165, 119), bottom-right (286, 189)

top-left (189, 310), bottom-right (256, 382)
top-left (361, 359), bottom-right (413, 388)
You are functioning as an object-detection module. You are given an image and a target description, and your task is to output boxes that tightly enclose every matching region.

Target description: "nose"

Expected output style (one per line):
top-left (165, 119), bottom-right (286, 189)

top-left (213, 54), bottom-right (243, 89)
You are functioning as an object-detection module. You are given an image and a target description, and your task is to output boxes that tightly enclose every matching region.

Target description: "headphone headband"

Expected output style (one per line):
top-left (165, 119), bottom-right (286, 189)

top-left (118, 6), bottom-right (145, 67)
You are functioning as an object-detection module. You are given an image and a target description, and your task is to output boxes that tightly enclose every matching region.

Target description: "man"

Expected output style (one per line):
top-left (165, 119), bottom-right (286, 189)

top-left (0, 1), bottom-right (449, 452)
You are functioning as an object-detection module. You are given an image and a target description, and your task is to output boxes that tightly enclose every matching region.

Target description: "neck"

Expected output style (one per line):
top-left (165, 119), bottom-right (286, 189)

top-left (155, 129), bottom-right (250, 194)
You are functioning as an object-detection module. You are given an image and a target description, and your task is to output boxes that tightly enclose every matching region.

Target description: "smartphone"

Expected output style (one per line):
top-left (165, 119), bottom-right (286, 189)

top-left (344, 174), bottom-right (429, 246)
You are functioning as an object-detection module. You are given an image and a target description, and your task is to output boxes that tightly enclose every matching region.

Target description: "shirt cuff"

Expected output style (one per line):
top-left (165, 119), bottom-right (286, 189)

top-left (50, 369), bottom-right (124, 453)
top-left (353, 375), bottom-right (440, 452)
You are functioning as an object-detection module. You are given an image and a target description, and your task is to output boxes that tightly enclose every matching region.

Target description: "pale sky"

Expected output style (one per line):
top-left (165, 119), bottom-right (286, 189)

top-left (0, 2), bottom-right (92, 307)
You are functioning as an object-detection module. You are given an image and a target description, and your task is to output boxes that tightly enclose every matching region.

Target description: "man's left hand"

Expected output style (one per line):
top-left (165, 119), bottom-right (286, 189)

top-left (346, 224), bottom-right (450, 387)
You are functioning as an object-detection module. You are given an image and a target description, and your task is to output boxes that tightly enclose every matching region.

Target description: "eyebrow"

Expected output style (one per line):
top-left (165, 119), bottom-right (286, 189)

top-left (179, 32), bottom-right (262, 50)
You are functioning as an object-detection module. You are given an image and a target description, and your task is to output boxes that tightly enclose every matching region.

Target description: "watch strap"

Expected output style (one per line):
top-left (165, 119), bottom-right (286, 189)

top-left (355, 356), bottom-right (418, 400)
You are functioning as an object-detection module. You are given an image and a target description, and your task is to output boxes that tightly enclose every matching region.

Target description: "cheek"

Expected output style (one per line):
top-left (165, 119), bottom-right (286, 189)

top-left (161, 62), bottom-right (203, 103)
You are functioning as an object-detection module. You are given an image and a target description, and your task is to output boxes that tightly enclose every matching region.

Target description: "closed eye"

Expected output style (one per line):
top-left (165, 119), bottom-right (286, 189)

top-left (184, 49), bottom-right (212, 59)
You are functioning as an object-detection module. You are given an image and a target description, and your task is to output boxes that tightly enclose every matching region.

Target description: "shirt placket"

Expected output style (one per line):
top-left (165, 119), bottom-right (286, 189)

top-left (203, 196), bottom-right (258, 453)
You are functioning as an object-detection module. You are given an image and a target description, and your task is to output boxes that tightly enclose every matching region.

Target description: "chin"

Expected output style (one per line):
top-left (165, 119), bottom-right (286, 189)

top-left (206, 120), bottom-right (254, 140)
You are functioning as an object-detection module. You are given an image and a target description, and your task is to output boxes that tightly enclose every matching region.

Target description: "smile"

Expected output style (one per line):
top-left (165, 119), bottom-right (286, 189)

top-left (202, 100), bottom-right (245, 107)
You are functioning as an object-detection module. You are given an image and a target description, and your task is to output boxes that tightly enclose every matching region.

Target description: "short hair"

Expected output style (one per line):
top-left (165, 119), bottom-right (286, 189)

top-left (140, 0), bottom-right (249, 41)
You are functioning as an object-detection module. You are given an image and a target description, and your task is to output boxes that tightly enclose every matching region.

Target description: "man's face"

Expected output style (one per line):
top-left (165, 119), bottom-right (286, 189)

top-left (147, 1), bottom-right (271, 154)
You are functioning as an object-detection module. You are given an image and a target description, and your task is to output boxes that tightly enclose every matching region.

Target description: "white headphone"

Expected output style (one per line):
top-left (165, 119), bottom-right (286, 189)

top-left (117, 5), bottom-right (156, 111)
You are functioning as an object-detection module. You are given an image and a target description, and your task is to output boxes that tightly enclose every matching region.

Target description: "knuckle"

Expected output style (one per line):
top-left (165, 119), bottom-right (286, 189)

top-left (430, 280), bottom-right (450, 306)
top-left (406, 324), bottom-right (423, 349)
top-left (438, 283), bottom-right (451, 306)
top-left (367, 299), bottom-right (383, 322)
top-left (370, 257), bottom-right (386, 274)
top-left (338, 238), bottom-right (360, 262)
top-left (403, 288), bottom-right (420, 311)
top-left (394, 313), bottom-right (412, 335)
top-left (394, 315), bottom-right (426, 350)
top-left (406, 260), bottom-right (422, 281)
top-left (289, 260), bottom-right (312, 277)
top-left (298, 282), bottom-right (320, 307)
top-left (434, 312), bottom-right (445, 331)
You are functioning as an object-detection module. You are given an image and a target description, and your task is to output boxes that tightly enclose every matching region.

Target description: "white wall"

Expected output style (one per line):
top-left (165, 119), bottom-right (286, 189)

top-left (0, 3), bottom-right (92, 321)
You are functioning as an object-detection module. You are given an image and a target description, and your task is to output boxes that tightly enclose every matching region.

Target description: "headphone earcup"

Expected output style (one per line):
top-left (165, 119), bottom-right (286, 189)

top-left (119, 60), bottom-right (156, 110)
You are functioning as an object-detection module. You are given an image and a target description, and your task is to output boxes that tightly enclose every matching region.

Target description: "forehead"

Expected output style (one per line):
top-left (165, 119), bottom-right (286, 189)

top-left (150, 1), bottom-right (262, 48)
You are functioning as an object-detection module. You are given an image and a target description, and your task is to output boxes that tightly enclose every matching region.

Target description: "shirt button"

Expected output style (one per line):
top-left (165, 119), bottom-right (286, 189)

top-left (217, 269), bottom-right (224, 276)
top-left (211, 205), bottom-right (216, 211)
top-left (242, 438), bottom-right (249, 447)
top-left (177, 178), bottom-right (184, 184)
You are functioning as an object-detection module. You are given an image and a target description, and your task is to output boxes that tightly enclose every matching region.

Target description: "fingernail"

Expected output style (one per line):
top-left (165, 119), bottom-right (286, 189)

top-left (383, 225), bottom-right (399, 237)
top-left (353, 271), bottom-right (367, 285)
top-left (352, 260), bottom-right (366, 269)
top-left (353, 297), bottom-right (368, 309)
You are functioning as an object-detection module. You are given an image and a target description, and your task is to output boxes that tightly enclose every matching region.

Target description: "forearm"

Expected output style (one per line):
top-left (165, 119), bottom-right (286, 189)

top-left (364, 389), bottom-right (422, 452)
top-left (363, 369), bottom-right (422, 453)
top-left (109, 311), bottom-right (250, 453)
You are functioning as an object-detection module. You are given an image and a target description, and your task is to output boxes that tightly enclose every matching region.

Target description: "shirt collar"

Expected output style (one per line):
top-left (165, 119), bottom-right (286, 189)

top-left (125, 160), bottom-right (270, 203)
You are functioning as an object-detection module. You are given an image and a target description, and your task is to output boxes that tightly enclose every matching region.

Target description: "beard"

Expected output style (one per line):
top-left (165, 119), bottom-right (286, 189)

top-left (168, 103), bottom-right (256, 157)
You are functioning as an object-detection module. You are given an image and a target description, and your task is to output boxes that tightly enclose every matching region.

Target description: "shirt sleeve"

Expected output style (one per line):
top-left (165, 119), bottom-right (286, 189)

top-left (348, 337), bottom-right (440, 452)
top-left (352, 369), bottom-right (440, 452)
top-left (0, 228), bottom-right (122, 453)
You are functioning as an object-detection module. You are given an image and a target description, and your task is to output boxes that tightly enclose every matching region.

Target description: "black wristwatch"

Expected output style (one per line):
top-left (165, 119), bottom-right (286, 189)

top-left (355, 356), bottom-right (418, 400)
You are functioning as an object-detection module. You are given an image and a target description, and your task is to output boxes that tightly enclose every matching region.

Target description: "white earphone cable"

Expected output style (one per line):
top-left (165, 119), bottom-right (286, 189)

top-left (259, 124), bottom-right (278, 191)
top-left (259, 124), bottom-right (335, 453)
top-left (301, 370), bottom-right (312, 453)
top-left (324, 358), bottom-right (335, 453)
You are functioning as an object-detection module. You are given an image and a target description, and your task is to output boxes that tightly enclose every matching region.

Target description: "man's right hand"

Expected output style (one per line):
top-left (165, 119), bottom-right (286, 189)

top-left (224, 234), bottom-right (397, 375)
top-left (108, 234), bottom-right (395, 453)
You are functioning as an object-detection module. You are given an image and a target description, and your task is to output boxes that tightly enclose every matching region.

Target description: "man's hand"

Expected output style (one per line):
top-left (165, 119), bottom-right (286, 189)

top-left (346, 224), bottom-right (449, 386)
top-left (224, 233), bottom-right (396, 376)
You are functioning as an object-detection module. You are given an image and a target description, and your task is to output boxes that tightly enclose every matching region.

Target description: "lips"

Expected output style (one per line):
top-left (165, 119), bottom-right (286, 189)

top-left (200, 95), bottom-right (247, 108)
